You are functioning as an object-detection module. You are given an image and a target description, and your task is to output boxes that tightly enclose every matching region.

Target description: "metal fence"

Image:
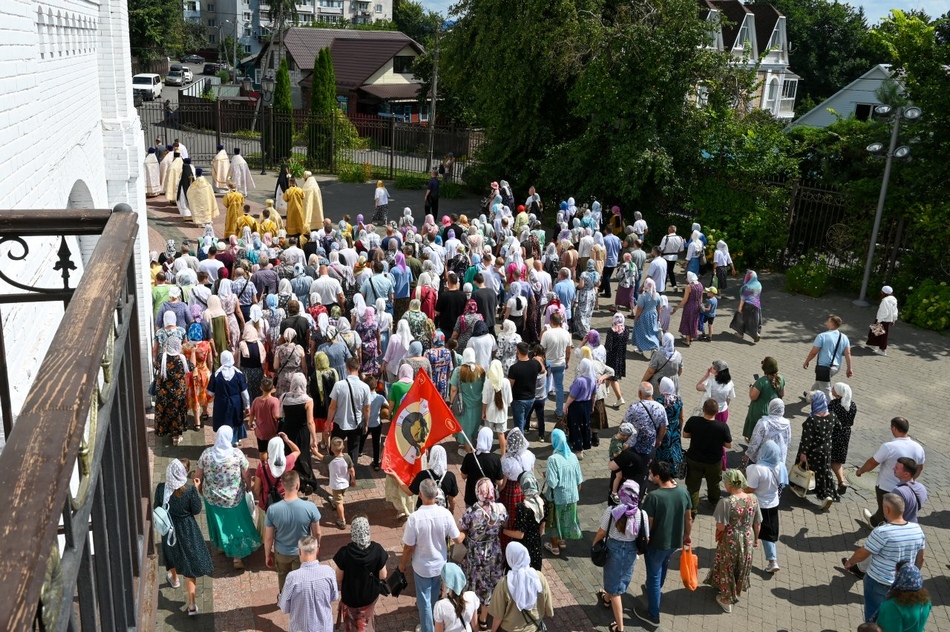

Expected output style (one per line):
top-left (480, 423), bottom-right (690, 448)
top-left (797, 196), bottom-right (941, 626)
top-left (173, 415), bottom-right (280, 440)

top-left (0, 208), bottom-right (151, 631)
top-left (136, 101), bottom-right (484, 180)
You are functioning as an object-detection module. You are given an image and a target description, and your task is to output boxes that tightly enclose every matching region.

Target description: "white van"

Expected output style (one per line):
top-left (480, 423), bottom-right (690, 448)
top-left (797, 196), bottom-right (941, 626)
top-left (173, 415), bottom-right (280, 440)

top-left (132, 73), bottom-right (163, 101)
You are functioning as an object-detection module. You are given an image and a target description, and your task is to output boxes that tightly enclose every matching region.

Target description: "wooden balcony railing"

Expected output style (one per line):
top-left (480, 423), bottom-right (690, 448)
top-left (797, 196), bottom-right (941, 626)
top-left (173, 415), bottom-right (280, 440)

top-left (0, 207), bottom-right (152, 631)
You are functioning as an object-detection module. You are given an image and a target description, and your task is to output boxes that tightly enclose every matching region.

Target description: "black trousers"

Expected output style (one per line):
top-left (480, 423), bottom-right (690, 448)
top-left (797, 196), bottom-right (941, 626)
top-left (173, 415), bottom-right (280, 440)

top-left (331, 425), bottom-right (364, 466)
top-left (601, 266), bottom-right (616, 297)
top-left (665, 258), bottom-right (678, 288)
top-left (359, 425), bottom-right (382, 466)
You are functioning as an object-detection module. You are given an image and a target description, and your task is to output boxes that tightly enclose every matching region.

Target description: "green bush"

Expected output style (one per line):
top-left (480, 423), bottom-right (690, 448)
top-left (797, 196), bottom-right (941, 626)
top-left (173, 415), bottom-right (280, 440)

top-left (902, 280), bottom-right (950, 332)
top-left (394, 173), bottom-right (427, 190)
top-left (440, 181), bottom-right (464, 199)
top-left (785, 253), bottom-right (832, 297)
top-left (337, 161), bottom-right (372, 183)
top-left (287, 156), bottom-right (306, 179)
top-left (233, 129), bottom-right (261, 139)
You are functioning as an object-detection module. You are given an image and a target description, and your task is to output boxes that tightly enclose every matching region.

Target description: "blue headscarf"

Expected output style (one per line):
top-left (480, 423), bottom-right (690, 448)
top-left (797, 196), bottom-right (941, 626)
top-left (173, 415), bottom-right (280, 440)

top-left (551, 429), bottom-right (571, 459)
top-left (810, 391), bottom-right (828, 415)
top-left (266, 294), bottom-right (278, 310)
top-left (441, 562), bottom-right (467, 596)
top-left (757, 440), bottom-right (789, 486)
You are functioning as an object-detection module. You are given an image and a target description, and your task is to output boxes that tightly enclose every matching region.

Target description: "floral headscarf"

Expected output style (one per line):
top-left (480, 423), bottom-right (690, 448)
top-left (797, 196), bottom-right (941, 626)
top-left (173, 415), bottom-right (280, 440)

top-left (610, 480), bottom-right (642, 537)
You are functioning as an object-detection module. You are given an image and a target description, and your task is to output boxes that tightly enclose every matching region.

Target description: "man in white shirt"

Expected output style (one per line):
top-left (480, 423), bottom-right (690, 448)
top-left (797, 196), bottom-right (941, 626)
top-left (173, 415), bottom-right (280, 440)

top-left (532, 260), bottom-right (552, 309)
top-left (856, 416), bottom-right (925, 527)
top-left (540, 311), bottom-right (572, 420)
top-left (398, 478), bottom-right (465, 632)
top-left (281, 237), bottom-right (306, 268)
top-left (309, 263), bottom-right (346, 310)
top-left (658, 225), bottom-right (684, 289)
top-left (326, 358), bottom-right (372, 465)
top-left (644, 247), bottom-right (668, 293)
top-left (189, 271), bottom-right (213, 310)
top-left (197, 246), bottom-right (225, 282)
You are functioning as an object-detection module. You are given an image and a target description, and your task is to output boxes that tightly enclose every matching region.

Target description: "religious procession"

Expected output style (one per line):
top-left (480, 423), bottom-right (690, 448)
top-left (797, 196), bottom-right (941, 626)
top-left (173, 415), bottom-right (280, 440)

top-left (145, 146), bottom-right (926, 632)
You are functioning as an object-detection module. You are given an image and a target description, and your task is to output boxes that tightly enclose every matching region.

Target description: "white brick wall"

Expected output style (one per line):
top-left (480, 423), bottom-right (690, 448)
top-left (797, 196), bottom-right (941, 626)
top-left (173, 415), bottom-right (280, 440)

top-left (0, 0), bottom-right (150, 436)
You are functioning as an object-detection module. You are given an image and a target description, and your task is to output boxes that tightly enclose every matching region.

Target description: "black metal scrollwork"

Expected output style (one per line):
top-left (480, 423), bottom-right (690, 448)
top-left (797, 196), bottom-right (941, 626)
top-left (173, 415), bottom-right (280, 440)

top-left (0, 235), bottom-right (77, 293)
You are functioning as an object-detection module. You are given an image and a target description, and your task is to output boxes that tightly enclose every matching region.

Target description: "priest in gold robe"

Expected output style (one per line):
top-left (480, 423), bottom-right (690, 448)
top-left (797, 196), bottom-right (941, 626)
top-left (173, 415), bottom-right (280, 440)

top-left (222, 183), bottom-right (245, 238)
top-left (301, 171), bottom-right (324, 232)
top-left (188, 168), bottom-right (219, 225)
top-left (283, 178), bottom-right (306, 237)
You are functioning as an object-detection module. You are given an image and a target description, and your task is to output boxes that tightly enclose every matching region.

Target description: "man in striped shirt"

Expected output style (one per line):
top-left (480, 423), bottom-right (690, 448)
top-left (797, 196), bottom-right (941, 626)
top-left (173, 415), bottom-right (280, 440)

top-left (842, 493), bottom-right (926, 622)
top-left (278, 536), bottom-right (338, 632)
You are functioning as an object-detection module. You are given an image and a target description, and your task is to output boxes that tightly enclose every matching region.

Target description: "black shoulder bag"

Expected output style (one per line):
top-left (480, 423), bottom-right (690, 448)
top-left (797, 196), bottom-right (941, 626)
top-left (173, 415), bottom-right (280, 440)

top-left (590, 515), bottom-right (612, 567)
top-left (815, 332), bottom-right (842, 382)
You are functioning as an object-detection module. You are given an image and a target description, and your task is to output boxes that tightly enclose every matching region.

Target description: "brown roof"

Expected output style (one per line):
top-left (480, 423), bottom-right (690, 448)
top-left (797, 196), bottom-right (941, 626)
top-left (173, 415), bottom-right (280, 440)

top-left (747, 4), bottom-right (783, 53)
top-left (283, 28), bottom-right (424, 88)
top-left (359, 83), bottom-right (423, 101)
top-left (707, 0), bottom-right (751, 49)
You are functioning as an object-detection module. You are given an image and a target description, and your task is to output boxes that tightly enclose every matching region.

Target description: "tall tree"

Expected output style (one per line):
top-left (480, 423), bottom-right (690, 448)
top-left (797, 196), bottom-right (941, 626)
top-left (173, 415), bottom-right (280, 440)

top-left (128, 0), bottom-right (185, 61)
top-left (754, 0), bottom-right (876, 115)
top-left (308, 48), bottom-right (337, 166)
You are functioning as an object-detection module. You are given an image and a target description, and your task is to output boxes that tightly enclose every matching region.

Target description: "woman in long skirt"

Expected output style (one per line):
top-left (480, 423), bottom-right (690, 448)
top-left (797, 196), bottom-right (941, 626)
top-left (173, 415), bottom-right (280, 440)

top-left (196, 427), bottom-right (262, 569)
top-left (672, 271), bottom-right (704, 346)
top-left (605, 313), bottom-right (630, 407)
top-left (746, 441), bottom-right (787, 574)
top-left (208, 351), bottom-right (250, 445)
top-left (632, 278), bottom-right (661, 353)
top-left (614, 252), bottom-right (639, 312)
top-left (731, 271), bottom-right (762, 342)
top-left (543, 429), bottom-right (583, 556)
top-left (828, 382), bottom-right (857, 494)
top-left (705, 469), bottom-right (761, 612)
top-left (866, 285), bottom-right (898, 355)
top-left (796, 392), bottom-right (839, 510)
top-left (574, 260), bottom-right (600, 338)
top-left (155, 333), bottom-right (190, 445)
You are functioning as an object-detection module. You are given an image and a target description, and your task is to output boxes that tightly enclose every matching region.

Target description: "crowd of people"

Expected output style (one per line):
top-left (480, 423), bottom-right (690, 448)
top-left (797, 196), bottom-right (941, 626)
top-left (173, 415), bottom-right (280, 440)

top-left (148, 171), bottom-right (926, 632)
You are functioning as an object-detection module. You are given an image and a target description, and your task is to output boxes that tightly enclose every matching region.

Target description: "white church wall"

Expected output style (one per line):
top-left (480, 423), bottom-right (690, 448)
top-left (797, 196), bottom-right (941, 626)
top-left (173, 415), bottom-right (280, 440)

top-left (0, 0), bottom-right (149, 438)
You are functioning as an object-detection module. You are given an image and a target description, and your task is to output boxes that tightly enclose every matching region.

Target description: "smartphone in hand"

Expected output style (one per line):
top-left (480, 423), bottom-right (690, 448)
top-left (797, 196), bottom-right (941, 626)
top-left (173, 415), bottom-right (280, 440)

top-left (753, 373), bottom-right (760, 381)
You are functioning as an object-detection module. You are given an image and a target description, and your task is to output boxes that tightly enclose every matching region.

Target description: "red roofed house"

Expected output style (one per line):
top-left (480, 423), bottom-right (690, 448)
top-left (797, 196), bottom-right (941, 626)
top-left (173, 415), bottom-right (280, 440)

top-left (266, 27), bottom-right (426, 121)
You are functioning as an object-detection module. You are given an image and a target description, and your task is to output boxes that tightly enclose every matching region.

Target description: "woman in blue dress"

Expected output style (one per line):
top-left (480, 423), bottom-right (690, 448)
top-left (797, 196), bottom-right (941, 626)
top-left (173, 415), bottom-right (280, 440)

top-left (207, 351), bottom-right (250, 446)
top-left (632, 278), bottom-right (661, 353)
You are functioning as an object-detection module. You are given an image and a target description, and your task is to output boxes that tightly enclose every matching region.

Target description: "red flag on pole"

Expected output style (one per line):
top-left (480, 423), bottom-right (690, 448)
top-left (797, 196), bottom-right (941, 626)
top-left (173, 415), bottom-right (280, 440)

top-left (381, 369), bottom-right (461, 486)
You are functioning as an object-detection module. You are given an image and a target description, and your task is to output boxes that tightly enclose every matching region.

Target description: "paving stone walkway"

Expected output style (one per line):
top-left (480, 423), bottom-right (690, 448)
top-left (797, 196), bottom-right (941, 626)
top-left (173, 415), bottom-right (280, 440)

top-left (147, 190), bottom-right (950, 631)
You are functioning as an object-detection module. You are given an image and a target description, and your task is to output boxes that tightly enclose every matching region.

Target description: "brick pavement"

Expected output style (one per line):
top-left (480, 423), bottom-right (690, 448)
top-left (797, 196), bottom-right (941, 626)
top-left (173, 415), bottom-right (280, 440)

top-left (147, 196), bottom-right (950, 631)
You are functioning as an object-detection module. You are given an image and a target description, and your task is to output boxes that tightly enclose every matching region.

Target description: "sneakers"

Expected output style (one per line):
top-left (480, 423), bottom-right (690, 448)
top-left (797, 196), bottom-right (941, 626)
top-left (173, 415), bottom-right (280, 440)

top-left (717, 596), bottom-right (733, 613)
top-left (166, 571), bottom-right (181, 589)
top-left (633, 605), bottom-right (660, 627)
top-left (862, 508), bottom-right (874, 526)
top-left (874, 348), bottom-right (888, 356)
top-left (616, 397), bottom-right (626, 407)
top-left (842, 557), bottom-right (865, 579)
top-left (609, 492), bottom-right (621, 505)
top-left (537, 433), bottom-right (547, 443)
top-left (187, 605), bottom-right (199, 617)
top-left (766, 560), bottom-right (780, 573)
top-left (821, 497), bottom-right (834, 511)
top-left (336, 518), bottom-right (347, 529)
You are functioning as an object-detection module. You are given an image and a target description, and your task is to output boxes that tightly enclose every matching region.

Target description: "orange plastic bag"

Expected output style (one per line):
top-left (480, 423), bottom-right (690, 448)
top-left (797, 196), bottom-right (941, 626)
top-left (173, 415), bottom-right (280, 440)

top-left (680, 545), bottom-right (699, 591)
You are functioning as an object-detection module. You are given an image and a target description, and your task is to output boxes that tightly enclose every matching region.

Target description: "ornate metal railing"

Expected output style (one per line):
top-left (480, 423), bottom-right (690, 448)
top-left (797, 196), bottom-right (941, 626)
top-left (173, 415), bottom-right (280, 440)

top-left (0, 207), bottom-right (152, 631)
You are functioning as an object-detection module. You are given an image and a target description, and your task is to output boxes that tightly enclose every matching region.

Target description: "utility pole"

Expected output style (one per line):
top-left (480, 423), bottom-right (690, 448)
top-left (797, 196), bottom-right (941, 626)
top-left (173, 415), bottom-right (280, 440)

top-left (427, 23), bottom-right (439, 172)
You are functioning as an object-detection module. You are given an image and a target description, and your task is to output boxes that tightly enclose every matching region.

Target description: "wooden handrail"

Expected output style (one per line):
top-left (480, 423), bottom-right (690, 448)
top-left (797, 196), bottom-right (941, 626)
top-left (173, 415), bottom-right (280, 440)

top-left (0, 209), bottom-right (140, 630)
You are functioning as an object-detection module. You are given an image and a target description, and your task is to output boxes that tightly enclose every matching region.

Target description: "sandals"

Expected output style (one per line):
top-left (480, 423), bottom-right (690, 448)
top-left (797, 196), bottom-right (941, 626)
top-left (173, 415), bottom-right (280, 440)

top-left (478, 621), bottom-right (489, 631)
top-left (609, 623), bottom-right (624, 632)
top-left (543, 542), bottom-right (561, 556)
top-left (596, 590), bottom-right (611, 609)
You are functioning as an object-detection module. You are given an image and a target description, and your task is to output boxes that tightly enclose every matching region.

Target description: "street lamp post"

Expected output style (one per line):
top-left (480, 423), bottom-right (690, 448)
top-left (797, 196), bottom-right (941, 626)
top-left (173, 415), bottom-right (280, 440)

top-left (854, 105), bottom-right (922, 307)
top-left (260, 76), bottom-right (277, 175)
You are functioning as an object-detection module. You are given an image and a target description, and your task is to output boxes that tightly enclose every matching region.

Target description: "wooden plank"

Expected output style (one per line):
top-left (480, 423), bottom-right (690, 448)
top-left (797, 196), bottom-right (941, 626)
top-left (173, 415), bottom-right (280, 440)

top-left (0, 211), bottom-right (139, 631)
top-left (0, 209), bottom-right (113, 236)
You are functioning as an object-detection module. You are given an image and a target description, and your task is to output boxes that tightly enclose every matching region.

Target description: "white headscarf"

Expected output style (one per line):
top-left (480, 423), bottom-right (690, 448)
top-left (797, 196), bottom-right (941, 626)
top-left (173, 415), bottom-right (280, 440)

top-left (160, 334), bottom-right (188, 380)
top-left (686, 271), bottom-right (698, 284)
top-left (352, 294), bottom-right (367, 321)
top-left (395, 319), bottom-right (412, 351)
top-left (643, 277), bottom-right (657, 298)
top-left (267, 436), bottom-right (287, 478)
top-left (660, 332), bottom-right (676, 359)
top-left (463, 347), bottom-right (477, 367)
top-left (428, 445), bottom-right (448, 477)
top-left (487, 359), bottom-right (505, 392)
top-left (833, 382), bottom-right (853, 410)
top-left (578, 357), bottom-right (597, 383)
top-left (475, 426), bottom-right (494, 454)
top-left (210, 426), bottom-right (236, 463)
top-left (163, 459), bottom-right (188, 505)
top-left (215, 350), bottom-right (238, 380)
top-left (217, 278), bottom-right (234, 299)
top-left (506, 542), bottom-right (542, 611)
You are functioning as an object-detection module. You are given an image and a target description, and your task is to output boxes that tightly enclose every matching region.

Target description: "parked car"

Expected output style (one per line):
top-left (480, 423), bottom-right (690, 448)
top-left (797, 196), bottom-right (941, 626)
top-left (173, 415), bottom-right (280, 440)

top-left (202, 63), bottom-right (222, 75)
top-left (165, 69), bottom-right (185, 86)
top-left (132, 73), bottom-right (163, 101)
top-left (181, 54), bottom-right (205, 64)
top-left (182, 67), bottom-right (193, 82)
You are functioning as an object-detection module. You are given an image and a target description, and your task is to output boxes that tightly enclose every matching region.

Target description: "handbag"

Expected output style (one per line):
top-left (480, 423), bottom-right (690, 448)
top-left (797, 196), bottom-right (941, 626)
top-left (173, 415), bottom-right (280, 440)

top-left (386, 568), bottom-right (409, 597)
top-left (451, 392), bottom-right (465, 417)
top-left (634, 510), bottom-right (649, 555)
top-left (590, 515), bottom-right (612, 567)
top-left (245, 490), bottom-right (256, 521)
top-left (450, 540), bottom-right (468, 564)
top-left (815, 332), bottom-right (842, 382)
top-left (153, 501), bottom-right (177, 547)
top-left (521, 607), bottom-right (547, 632)
top-left (680, 545), bottom-right (699, 591)
top-left (869, 323), bottom-right (885, 337)
top-left (788, 462), bottom-right (816, 497)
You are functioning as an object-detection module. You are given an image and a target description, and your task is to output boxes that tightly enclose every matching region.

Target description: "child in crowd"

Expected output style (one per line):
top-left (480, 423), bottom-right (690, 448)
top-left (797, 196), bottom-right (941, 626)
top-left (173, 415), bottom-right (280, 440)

top-left (658, 294), bottom-right (671, 334)
top-left (446, 338), bottom-right (462, 368)
top-left (359, 375), bottom-right (390, 471)
top-left (608, 422), bottom-right (636, 461)
top-left (532, 345), bottom-right (548, 442)
top-left (249, 377), bottom-right (280, 453)
top-left (327, 437), bottom-right (355, 529)
top-left (700, 286), bottom-right (718, 341)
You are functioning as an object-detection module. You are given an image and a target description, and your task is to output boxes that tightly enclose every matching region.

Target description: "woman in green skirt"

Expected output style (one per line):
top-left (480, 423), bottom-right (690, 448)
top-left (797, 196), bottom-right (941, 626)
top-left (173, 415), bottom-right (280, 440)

top-left (448, 348), bottom-right (487, 455)
top-left (543, 429), bottom-right (584, 556)
top-left (742, 357), bottom-right (786, 440)
top-left (196, 426), bottom-right (262, 569)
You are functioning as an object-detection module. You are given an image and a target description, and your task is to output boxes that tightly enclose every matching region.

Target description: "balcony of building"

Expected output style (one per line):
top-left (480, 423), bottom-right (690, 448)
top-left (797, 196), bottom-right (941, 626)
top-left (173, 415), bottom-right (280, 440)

top-left (0, 207), bottom-right (151, 631)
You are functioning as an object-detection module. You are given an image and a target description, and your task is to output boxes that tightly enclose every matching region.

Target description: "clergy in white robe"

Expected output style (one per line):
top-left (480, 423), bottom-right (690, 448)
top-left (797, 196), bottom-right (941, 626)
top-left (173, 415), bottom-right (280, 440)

top-left (211, 144), bottom-right (230, 192)
top-left (188, 168), bottom-right (219, 225)
top-left (164, 153), bottom-right (183, 203)
top-left (144, 148), bottom-right (162, 196)
top-left (227, 148), bottom-right (256, 196)
top-left (301, 171), bottom-right (324, 231)
top-left (177, 158), bottom-right (194, 217)
top-left (158, 144), bottom-right (174, 188)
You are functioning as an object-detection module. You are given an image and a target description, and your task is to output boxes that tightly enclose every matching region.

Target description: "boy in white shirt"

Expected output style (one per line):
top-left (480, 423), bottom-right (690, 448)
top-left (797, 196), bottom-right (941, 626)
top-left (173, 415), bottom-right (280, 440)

top-left (327, 437), bottom-right (355, 529)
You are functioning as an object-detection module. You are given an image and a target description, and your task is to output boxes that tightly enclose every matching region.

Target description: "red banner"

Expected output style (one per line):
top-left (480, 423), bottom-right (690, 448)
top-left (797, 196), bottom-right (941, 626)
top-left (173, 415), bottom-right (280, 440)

top-left (381, 370), bottom-right (461, 485)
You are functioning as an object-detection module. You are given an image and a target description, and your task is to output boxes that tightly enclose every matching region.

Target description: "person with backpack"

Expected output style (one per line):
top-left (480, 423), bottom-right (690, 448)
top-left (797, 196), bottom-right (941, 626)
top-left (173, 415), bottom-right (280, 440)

top-left (252, 433), bottom-right (301, 537)
top-left (400, 445), bottom-right (459, 512)
top-left (154, 458), bottom-right (213, 617)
